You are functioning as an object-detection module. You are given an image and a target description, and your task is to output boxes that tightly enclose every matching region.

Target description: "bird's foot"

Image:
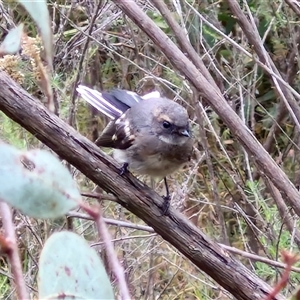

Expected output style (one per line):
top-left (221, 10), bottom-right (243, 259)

top-left (161, 194), bottom-right (171, 216)
top-left (119, 163), bottom-right (129, 176)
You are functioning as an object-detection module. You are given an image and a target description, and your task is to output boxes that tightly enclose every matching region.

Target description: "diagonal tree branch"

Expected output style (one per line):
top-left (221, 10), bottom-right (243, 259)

top-left (0, 71), bottom-right (281, 300)
top-left (112, 0), bottom-right (300, 219)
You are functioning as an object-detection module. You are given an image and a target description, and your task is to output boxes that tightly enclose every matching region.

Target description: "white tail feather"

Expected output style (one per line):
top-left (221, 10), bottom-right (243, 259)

top-left (77, 85), bottom-right (122, 119)
top-left (77, 85), bottom-right (161, 119)
top-left (142, 91), bottom-right (161, 100)
top-left (125, 90), bottom-right (142, 103)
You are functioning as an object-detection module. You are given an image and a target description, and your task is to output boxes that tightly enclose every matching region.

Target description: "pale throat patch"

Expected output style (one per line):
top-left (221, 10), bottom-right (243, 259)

top-left (158, 134), bottom-right (187, 145)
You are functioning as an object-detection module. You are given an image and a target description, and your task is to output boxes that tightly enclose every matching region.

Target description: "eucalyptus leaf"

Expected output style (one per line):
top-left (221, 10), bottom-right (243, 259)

top-left (0, 144), bottom-right (79, 218)
top-left (18, 0), bottom-right (53, 69)
top-left (0, 24), bottom-right (24, 55)
top-left (38, 231), bottom-right (114, 300)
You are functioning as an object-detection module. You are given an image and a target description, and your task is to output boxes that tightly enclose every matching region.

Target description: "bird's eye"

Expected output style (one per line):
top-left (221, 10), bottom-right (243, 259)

top-left (163, 121), bottom-right (171, 129)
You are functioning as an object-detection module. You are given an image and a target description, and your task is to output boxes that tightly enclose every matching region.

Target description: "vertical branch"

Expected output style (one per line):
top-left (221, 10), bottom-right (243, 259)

top-left (68, 1), bottom-right (104, 127)
top-left (0, 202), bottom-right (29, 299)
top-left (81, 203), bottom-right (131, 300)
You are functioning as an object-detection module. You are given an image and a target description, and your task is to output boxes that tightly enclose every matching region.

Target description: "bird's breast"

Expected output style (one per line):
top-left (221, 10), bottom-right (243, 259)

top-left (113, 141), bottom-right (192, 178)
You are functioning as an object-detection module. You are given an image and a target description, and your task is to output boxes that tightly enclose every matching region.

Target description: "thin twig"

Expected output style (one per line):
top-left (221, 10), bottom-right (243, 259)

top-left (284, 0), bottom-right (300, 17)
top-left (150, 0), bottom-right (220, 91)
top-left (68, 1), bottom-right (103, 127)
top-left (67, 211), bottom-right (154, 232)
top-left (81, 191), bottom-right (119, 202)
top-left (264, 251), bottom-right (300, 300)
top-left (226, 0), bottom-right (300, 132)
top-left (220, 244), bottom-right (300, 273)
top-left (0, 202), bottom-right (29, 299)
top-left (81, 203), bottom-right (131, 300)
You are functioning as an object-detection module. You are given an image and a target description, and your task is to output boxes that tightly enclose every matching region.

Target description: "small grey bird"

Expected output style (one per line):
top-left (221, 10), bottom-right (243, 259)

top-left (76, 85), bottom-right (193, 214)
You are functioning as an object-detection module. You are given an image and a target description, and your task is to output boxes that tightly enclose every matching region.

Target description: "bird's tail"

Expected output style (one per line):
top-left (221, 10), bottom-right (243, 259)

top-left (76, 85), bottom-right (123, 119)
top-left (77, 85), bottom-right (162, 120)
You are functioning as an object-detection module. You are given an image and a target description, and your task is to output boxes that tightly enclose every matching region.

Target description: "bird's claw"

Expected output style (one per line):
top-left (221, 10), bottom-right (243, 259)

top-left (119, 163), bottom-right (129, 176)
top-left (161, 194), bottom-right (170, 216)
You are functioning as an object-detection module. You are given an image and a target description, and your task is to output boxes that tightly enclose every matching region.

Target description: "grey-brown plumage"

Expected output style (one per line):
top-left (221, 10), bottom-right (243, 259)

top-left (77, 85), bottom-right (193, 213)
top-left (106, 98), bottom-right (193, 178)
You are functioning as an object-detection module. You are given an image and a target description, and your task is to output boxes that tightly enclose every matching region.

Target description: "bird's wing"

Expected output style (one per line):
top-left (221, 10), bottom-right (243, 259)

top-left (110, 89), bottom-right (161, 106)
top-left (109, 89), bottom-right (143, 108)
top-left (77, 85), bottom-right (147, 119)
top-left (77, 85), bottom-right (161, 149)
top-left (95, 116), bottom-right (135, 149)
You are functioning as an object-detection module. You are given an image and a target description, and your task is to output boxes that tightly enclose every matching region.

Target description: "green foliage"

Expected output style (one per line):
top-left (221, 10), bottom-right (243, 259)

top-left (0, 24), bottom-right (24, 55)
top-left (2, 0), bottom-right (300, 298)
top-left (0, 112), bottom-right (29, 148)
top-left (38, 231), bottom-right (114, 300)
top-left (147, 11), bottom-right (170, 33)
top-left (18, 0), bottom-right (53, 69)
top-left (0, 275), bottom-right (10, 299)
top-left (0, 143), bottom-right (114, 299)
top-left (0, 143), bottom-right (79, 218)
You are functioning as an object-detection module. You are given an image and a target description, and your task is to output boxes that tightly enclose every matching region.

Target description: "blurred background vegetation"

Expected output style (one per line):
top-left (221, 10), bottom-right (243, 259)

top-left (1, 0), bottom-right (300, 299)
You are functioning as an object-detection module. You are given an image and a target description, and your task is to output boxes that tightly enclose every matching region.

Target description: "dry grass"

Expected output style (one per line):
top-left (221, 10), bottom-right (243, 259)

top-left (1, 0), bottom-right (300, 299)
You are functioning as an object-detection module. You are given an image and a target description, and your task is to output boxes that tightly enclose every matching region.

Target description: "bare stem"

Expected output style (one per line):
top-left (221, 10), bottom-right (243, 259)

top-left (81, 203), bottom-right (131, 300)
top-left (0, 202), bottom-right (29, 299)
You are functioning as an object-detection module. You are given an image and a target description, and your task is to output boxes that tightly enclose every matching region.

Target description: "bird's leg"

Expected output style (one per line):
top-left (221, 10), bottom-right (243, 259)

top-left (161, 177), bottom-right (171, 215)
top-left (119, 162), bottom-right (129, 176)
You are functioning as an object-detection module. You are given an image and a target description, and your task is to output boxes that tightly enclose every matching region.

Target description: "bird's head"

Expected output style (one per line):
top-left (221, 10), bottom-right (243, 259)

top-left (151, 99), bottom-right (191, 146)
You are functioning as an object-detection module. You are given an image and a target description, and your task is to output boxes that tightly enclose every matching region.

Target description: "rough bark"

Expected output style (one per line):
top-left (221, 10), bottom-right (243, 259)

top-left (0, 71), bottom-right (282, 299)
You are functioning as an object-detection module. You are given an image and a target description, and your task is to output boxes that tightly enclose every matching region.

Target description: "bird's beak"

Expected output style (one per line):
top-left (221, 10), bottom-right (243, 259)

top-left (179, 129), bottom-right (190, 137)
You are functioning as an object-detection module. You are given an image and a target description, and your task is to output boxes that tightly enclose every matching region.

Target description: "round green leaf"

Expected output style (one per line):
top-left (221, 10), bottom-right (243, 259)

top-left (0, 144), bottom-right (79, 218)
top-left (0, 24), bottom-right (24, 55)
top-left (18, 0), bottom-right (53, 70)
top-left (38, 231), bottom-right (114, 300)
